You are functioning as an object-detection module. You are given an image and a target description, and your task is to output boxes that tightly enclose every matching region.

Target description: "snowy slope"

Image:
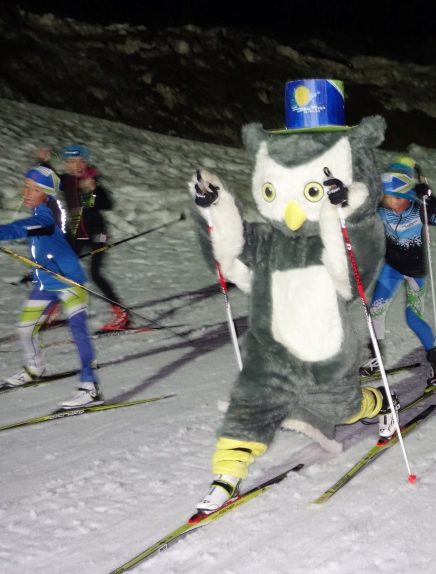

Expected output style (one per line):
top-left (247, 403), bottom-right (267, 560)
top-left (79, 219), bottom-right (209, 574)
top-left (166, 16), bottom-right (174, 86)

top-left (1, 98), bottom-right (436, 574)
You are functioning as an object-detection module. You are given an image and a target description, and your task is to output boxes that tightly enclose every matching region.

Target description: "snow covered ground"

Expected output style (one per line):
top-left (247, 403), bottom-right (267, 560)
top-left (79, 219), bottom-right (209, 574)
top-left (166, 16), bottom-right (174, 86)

top-left (1, 98), bottom-right (436, 574)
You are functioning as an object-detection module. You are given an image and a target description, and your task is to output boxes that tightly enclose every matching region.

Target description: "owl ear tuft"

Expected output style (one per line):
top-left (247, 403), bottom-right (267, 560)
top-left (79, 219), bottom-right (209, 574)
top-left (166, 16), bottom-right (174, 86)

top-left (242, 123), bottom-right (268, 159)
top-left (349, 115), bottom-right (386, 148)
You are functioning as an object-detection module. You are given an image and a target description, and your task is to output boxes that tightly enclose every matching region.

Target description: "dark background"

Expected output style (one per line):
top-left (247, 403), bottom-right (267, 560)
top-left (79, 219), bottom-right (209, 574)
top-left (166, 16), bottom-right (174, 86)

top-left (2, 0), bottom-right (436, 150)
top-left (17, 0), bottom-right (436, 63)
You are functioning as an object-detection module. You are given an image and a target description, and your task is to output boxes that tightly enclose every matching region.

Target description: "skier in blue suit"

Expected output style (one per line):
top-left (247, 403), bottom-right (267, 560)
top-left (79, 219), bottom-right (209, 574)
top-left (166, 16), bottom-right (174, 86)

top-left (0, 166), bottom-right (103, 408)
top-left (363, 157), bottom-right (436, 385)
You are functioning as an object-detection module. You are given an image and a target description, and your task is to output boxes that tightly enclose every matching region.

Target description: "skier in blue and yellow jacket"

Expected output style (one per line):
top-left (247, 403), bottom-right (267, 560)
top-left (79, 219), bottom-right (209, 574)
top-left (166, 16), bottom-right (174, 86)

top-left (0, 166), bottom-right (103, 409)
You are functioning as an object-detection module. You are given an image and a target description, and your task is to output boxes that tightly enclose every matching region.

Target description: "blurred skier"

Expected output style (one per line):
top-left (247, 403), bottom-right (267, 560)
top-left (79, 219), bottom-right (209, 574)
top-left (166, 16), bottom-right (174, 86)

top-left (0, 166), bottom-right (103, 408)
top-left (361, 157), bottom-right (436, 385)
top-left (36, 144), bottom-right (130, 332)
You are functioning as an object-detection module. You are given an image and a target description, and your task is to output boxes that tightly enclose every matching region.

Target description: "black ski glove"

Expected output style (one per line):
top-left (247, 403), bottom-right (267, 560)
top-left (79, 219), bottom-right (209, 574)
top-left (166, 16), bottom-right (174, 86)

top-left (414, 182), bottom-right (432, 199)
top-left (324, 178), bottom-right (349, 206)
top-left (194, 171), bottom-right (219, 208)
top-left (19, 272), bottom-right (33, 285)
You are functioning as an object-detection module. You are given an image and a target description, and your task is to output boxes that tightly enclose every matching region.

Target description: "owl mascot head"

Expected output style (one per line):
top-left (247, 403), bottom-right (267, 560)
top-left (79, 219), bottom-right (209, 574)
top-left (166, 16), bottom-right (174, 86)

top-left (189, 79), bottom-right (387, 512)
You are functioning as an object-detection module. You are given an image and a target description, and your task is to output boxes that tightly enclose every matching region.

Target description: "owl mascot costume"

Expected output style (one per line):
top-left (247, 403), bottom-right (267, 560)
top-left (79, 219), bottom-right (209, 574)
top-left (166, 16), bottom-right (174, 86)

top-left (188, 80), bottom-right (389, 513)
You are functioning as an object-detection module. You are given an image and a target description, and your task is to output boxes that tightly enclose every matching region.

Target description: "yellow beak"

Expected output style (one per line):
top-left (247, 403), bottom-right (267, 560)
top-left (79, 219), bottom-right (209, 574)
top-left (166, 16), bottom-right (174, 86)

top-left (284, 201), bottom-right (307, 231)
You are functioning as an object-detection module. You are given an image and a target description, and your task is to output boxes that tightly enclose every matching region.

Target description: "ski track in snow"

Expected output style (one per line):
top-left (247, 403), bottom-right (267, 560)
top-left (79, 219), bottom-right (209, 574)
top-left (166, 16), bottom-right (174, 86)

top-left (0, 98), bottom-right (436, 573)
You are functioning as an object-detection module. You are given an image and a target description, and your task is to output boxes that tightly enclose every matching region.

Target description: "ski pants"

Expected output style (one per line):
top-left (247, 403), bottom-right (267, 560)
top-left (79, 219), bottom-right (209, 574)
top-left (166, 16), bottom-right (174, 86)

top-left (77, 241), bottom-right (121, 305)
top-left (370, 263), bottom-right (435, 350)
top-left (17, 285), bottom-right (96, 382)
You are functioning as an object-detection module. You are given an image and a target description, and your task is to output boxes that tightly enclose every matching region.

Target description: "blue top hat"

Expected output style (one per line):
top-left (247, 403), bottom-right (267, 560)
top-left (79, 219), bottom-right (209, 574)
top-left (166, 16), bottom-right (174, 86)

top-left (270, 79), bottom-right (352, 134)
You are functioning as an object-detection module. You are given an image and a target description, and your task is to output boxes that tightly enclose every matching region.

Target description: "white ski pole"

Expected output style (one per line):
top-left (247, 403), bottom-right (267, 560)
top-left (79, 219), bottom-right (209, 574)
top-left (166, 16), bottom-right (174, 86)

top-left (205, 209), bottom-right (243, 372)
top-left (415, 164), bottom-right (436, 329)
top-left (323, 167), bottom-right (416, 483)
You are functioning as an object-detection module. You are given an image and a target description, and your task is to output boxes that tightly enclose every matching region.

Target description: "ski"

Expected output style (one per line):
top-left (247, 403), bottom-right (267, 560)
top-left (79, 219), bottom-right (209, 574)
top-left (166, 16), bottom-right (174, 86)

top-left (0, 394), bottom-right (175, 432)
top-left (0, 369), bottom-right (80, 394)
top-left (400, 384), bottom-right (436, 413)
top-left (313, 404), bottom-right (436, 504)
top-left (92, 325), bottom-right (156, 338)
top-left (108, 463), bottom-right (304, 573)
top-left (359, 362), bottom-right (421, 383)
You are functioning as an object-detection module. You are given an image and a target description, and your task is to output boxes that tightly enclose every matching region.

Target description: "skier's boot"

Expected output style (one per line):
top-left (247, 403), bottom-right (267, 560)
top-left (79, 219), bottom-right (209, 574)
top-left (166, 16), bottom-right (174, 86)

top-left (3, 366), bottom-right (45, 388)
top-left (58, 381), bottom-right (104, 410)
top-left (196, 474), bottom-right (241, 514)
top-left (360, 341), bottom-right (385, 377)
top-left (100, 305), bottom-right (130, 332)
top-left (378, 386), bottom-right (400, 440)
top-left (425, 347), bottom-right (436, 389)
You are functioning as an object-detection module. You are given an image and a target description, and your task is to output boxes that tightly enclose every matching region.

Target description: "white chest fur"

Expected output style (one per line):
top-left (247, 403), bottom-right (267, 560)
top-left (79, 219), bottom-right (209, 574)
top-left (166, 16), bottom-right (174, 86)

top-left (271, 266), bottom-right (343, 362)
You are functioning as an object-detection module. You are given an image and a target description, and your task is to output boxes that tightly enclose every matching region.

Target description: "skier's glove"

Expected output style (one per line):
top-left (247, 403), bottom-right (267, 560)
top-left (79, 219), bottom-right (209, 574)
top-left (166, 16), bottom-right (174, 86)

top-left (414, 182), bottom-right (432, 199)
top-left (19, 272), bottom-right (33, 285)
top-left (324, 178), bottom-right (349, 206)
top-left (194, 171), bottom-right (219, 208)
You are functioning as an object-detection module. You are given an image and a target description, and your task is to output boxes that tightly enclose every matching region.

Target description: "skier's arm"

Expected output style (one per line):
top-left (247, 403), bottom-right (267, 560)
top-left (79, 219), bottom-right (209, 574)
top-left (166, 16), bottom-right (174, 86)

top-left (416, 183), bottom-right (436, 224)
top-left (0, 210), bottom-right (55, 241)
top-left (92, 182), bottom-right (114, 211)
top-left (424, 196), bottom-right (436, 224)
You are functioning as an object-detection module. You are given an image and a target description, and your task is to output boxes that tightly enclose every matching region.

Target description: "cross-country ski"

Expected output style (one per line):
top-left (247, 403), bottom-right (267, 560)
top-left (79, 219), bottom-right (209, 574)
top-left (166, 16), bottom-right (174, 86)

top-left (108, 463), bottom-right (304, 573)
top-left (0, 395), bottom-right (176, 432)
top-left (313, 404), bottom-right (436, 504)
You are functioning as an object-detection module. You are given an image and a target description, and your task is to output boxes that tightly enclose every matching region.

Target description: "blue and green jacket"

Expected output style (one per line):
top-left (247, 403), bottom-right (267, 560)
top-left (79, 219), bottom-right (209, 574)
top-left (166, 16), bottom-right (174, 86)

top-left (378, 196), bottom-right (436, 277)
top-left (0, 195), bottom-right (87, 290)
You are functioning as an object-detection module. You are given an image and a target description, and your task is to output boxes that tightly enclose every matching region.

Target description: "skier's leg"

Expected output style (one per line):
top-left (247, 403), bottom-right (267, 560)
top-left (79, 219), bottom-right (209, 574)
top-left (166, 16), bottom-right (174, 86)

top-left (91, 248), bottom-right (130, 330)
top-left (57, 286), bottom-right (103, 409)
top-left (346, 386), bottom-right (383, 423)
top-left (90, 247), bottom-right (119, 302)
top-left (361, 264), bottom-right (403, 373)
top-left (404, 276), bottom-right (436, 385)
top-left (346, 386), bottom-right (400, 438)
top-left (6, 288), bottom-right (57, 385)
top-left (369, 263), bottom-right (403, 340)
top-left (211, 437), bottom-right (267, 478)
top-left (58, 286), bottom-right (95, 382)
top-left (196, 437), bottom-right (267, 513)
top-left (197, 337), bottom-right (294, 513)
top-left (404, 276), bottom-right (435, 349)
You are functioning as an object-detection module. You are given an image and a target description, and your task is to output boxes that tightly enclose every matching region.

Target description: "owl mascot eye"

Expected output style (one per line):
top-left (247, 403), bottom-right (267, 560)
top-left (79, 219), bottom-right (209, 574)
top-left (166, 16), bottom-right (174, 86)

top-left (188, 79), bottom-right (387, 513)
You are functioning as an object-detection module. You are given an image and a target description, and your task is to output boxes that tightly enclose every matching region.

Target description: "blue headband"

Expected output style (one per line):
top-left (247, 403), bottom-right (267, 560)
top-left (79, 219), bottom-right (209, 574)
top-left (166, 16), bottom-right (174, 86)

top-left (25, 166), bottom-right (60, 193)
top-left (62, 144), bottom-right (91, 162)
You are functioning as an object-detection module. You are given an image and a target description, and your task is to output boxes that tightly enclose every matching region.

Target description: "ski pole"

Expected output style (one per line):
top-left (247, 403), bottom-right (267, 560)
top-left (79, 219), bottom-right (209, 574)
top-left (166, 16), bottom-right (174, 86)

top-left (323, 167), bottom-right (416, 483)
top-left (194, 170), bottom-right (243, 371)
top-left (10, 214), bottom-right (187, 285)
top-left (80, 212), bottom-right (186, 258)
top-left (0, 245), bottom-right (179, 334)
top-left (205, 210), bottom-right (243, 371)
top-left (415, 164), bottom-right (436, 329)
